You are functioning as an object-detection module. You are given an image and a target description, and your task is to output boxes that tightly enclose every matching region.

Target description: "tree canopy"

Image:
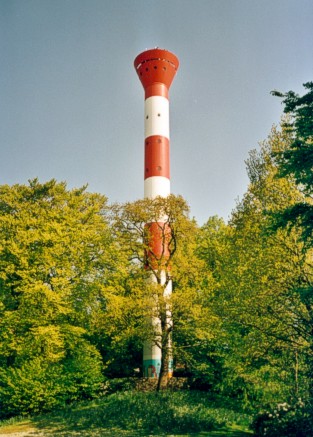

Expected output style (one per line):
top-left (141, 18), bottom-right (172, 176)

top-left (271, 83), bottom-right (313, 243)
top-left (0, 179), bottom-right (119, 415)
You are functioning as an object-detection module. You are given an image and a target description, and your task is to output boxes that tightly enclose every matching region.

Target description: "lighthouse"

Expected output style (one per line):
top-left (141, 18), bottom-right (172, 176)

top-left (134, 48), bottom-right (179, 378)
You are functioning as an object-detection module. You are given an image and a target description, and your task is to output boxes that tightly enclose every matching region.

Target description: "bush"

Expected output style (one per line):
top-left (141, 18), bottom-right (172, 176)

top-left (0, 358), bottom-right (65, 418)
top-left (102, 377), bottom-right (138, 394)
top-left (252, 399), bottom-right (313, 437)
top-left (0, 343), bottom-right (104, 418)
top-left (61, 342), bottom-right (104, 402)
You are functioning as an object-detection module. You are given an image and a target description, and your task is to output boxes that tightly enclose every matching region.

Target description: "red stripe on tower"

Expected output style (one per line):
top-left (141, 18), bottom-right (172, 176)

top-left (145, 136), bottom-right (170, 179)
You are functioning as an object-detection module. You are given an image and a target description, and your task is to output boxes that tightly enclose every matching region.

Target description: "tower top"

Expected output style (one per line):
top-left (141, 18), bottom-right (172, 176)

top-left (134, 48), bottom-right (179, 97)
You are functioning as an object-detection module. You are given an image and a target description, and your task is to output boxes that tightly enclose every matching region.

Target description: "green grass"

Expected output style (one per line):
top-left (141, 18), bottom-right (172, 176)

top-left (0, 391), bottom-right (254, 436)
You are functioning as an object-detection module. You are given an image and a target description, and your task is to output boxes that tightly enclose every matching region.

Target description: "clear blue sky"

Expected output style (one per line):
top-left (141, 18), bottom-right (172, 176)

top-left (1, 0), bottom-right (312, 224)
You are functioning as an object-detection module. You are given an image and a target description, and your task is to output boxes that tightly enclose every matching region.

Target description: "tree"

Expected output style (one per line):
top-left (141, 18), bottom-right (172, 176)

top-left (270, 83), bottom-right (313, 399)
top-left (197, 124), bottom-right (312, 405)
top-left (0, 179), bottom-right (119, 416)
top-left (168, 214), bottom-right (221, 389)
top-left (271, 82), bottom-right (313, 244)
top-left (110, 195), bottom-right (213, 389)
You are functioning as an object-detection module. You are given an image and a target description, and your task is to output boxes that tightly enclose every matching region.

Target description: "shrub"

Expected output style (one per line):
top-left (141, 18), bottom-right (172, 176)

top-left (0, 358), bottom-right (65, 418)
top-left (0, 343), bottom-right (104, 418)
top-left (252, 399), bottom-right (313, 437)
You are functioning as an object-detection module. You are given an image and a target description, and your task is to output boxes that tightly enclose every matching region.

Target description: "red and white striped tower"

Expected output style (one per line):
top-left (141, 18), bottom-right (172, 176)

top-left (134, 48), bottom-right (179, 378)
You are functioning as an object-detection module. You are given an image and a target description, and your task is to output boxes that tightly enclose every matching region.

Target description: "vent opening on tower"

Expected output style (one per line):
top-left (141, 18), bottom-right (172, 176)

top-left (135, 57), bottom-right (178, 71)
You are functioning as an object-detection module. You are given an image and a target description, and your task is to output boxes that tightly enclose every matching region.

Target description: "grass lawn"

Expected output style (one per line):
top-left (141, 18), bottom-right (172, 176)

top-left (0, 391), bottom-right (254, 436)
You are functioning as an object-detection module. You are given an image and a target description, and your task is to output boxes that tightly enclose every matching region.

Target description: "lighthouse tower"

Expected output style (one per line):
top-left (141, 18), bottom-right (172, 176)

top-left (134, 48), bottom-right (179, 378)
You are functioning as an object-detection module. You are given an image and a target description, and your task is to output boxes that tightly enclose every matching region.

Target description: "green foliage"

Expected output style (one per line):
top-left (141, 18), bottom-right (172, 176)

top-left (0, 391), bottom-right (253, 435)
top-left (0, 179), bottom-right (117, 416)
top-left (110, 194), bottom-right (191, 271)
top-left (1, 391), bottom-right (252, 435)
top-left (252, 399), bottom-right (313, 437)
top-left (196, 123), bottom-right (311, 406)
top-left (110, 195), bottom-right (207, 387)
top-left (271, 82), bottom-right (313, 243)
top-left (0, 344), bottom-right (103, 418)
top-left (0, 357), bottom-right (64, 417)
top-left (1, 98), bottom-right (313, 421)
top-left (271, 83), bottom-right (313, 192)
top-left (96, 391), bottom-right (222, 434)
top-left (60, 341), bottom-right (104, 402)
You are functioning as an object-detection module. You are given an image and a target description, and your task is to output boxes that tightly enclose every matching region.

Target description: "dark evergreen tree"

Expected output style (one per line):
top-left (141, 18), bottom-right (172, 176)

top-left (271, 82), bottom-right (313, 244)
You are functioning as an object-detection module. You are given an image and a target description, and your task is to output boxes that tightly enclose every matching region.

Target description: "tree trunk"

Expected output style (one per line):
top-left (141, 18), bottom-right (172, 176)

top-left (156, 332), bottom-right (170, 391)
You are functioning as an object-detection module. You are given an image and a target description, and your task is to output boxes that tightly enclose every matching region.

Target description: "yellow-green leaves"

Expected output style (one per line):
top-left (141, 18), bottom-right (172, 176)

top-left (0, 179), bottom-right (115, 415)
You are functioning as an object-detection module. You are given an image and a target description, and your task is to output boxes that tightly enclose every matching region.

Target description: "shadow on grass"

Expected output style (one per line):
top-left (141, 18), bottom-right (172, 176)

top-left (0, 392), bottom-right (254, 436)
top-left (0, 415), bottom-right (253, 437)
top-left (200, 432), bottom-right (253, 437)
top-left (32, 402), bottom-right (253, 436)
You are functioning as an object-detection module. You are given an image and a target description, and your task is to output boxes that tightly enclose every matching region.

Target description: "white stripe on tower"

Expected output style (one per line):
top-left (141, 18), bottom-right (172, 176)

top-left (144, 96), bottom-right (170, 198)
